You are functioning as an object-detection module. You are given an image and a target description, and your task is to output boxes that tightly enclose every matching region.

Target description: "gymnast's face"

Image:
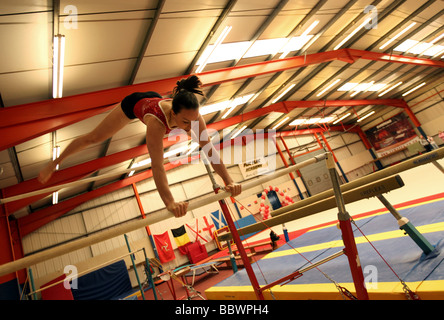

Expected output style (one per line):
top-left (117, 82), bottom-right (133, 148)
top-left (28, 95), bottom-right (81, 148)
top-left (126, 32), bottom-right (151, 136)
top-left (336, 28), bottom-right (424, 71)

top-left (174, 108), bottom-right (200, 133)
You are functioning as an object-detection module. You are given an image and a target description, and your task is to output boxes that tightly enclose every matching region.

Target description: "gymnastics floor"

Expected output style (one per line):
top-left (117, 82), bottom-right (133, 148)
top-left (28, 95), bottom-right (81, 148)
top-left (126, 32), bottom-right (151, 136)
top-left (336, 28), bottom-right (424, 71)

top-left (205, 192), bottom-right (444, 300)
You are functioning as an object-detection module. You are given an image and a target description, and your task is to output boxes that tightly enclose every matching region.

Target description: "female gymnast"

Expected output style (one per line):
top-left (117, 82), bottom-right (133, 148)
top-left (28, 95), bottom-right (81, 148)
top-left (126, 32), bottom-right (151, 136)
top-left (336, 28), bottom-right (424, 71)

top-left (38, 75), bottom-right (241, 217)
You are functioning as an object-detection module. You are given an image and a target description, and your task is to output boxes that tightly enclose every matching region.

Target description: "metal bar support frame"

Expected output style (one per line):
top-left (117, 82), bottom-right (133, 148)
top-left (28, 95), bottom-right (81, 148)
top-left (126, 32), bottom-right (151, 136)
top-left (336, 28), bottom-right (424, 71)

top-left (325, 153), bottom-right (369, 300)
top-left (200, 151), bottom-right (265, 300)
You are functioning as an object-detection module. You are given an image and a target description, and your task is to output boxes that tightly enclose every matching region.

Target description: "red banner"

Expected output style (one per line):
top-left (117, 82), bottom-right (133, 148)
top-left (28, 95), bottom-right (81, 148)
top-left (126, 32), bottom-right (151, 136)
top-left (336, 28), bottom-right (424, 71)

top-left (153, 231), bottom-right (176, 263)
top-left (365, 113), bottom-right (419, 157)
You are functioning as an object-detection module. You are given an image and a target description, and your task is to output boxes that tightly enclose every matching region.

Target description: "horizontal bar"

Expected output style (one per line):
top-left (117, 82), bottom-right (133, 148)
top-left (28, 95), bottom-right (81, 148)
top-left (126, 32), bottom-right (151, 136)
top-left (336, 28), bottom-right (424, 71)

top-left (298, 250), bottom-right (345, 274)
top-left (259, 250), bottom-right (345, 292)
top-left (0, 153), bottom-right (327, 277)
top-left (219, 174), bottom-right (405, 241)
top-left (219, 147), bottom-right (444, 241)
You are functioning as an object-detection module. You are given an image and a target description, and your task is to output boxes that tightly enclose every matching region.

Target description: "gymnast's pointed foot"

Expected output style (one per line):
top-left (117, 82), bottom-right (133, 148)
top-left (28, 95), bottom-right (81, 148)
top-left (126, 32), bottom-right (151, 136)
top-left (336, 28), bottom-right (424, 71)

top-left (38, 161), bottom-right (57, 184)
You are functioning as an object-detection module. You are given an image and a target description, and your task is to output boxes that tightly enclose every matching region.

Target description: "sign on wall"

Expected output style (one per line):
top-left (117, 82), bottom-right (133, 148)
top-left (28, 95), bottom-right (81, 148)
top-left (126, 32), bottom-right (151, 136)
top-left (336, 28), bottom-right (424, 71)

top-left (238, 157), bottom-right (269, 180)
top-left (365, 113), bottom-right (419, 157)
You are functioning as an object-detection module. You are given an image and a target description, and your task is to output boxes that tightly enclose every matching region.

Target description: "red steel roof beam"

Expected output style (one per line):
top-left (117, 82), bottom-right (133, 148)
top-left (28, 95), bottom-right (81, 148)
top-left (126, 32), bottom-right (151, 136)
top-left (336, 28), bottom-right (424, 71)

top-left (1, 49), bottom-right (442, 151)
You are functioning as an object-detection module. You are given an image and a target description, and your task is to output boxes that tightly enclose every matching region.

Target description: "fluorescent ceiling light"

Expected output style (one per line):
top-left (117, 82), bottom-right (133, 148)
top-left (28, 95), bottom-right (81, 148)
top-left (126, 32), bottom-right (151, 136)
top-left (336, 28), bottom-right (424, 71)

top-left (302, 20), bottom-right (320, 36)
top-left (230, 125), bottom-right (247, 139)
top-left (402, 82), bottom-right (426, 96)
top-left (378, 81), bottom-right (402, 96)
top-left (431, 33), bottom-right (444, 44)
top-left (52, 191), bottom-right (59, 205)
top-left (53, 146), bottom-right (60, 170)
top-left (52, 34), bottom-right (65, 98)
top-left (317, 79), bottom-right (341, 97)
top-left (334, 17), bottom-right (372, 50)
top-left (357, 110), bottom-right (375, 123)
top-left (272, 84), bottom-right (295, 103)
top-left (332, 113), bottom-right (351, 124)
top-left (196, 25), bottom-right (232, 73)
top-left (379, 22), bottom-right (416, 50)
top-left (272, 117), bottom-right (290, 130)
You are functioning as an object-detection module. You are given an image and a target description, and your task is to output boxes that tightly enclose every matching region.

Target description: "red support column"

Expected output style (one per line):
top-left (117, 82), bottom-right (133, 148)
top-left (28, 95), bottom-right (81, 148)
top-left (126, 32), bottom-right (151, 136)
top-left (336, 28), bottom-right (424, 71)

top-left (131, 183), bottom-right (151, 237)
top-left (131, 183), bottom-right (163, 270)
top-left (279, 135), bottom-right (304, 179)
top-left (216, 193), bottom-right (264, 300)
top-left (274, 137), bottom-right (295, 180)
top-left (319, 132), bottom-right (338, 162)
top-left (313, 132), bottom-right (323, 148)
top-left (339, 218), bottom-right (369, 300)
top-left (0, 190), bottom-right (22, 293)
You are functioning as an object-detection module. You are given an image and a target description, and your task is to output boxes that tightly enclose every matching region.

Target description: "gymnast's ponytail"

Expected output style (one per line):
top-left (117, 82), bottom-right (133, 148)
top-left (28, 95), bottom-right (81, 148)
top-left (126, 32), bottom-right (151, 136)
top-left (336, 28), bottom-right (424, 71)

top-left (172, 75), bottom-right (204, 114)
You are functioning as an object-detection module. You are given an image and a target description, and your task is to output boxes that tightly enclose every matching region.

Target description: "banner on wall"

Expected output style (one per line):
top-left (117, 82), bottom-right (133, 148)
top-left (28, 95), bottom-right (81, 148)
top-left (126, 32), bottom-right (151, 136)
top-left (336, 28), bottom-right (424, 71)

top-left (365, 113), bottom-right (419, 157)
top-left (171, 225), bottom-right (191, 255)
top-left (153, 231), bottom-right (176, 263)
top-left (185, 215), bottom-right (215, 244)
top-left (238, 157), bottom-right (269, 179)
top-left (210, 210), bottom-right (227, 230)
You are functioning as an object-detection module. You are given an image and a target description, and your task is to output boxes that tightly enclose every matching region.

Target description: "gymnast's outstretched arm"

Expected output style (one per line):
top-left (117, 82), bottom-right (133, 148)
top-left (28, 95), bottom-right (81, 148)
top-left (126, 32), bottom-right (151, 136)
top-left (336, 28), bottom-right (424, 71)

top-left (193, 115), bottom-right (242, 197)
top-left (145, 116), bottom-right (188, 218)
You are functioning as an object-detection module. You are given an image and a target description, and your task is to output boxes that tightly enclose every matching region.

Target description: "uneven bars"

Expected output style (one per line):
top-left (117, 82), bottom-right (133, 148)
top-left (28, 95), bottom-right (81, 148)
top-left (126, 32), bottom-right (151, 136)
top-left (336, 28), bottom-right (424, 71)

top-left (219, 147), bottom-right (444, 240)
top-left (258, 146), bottom-right (444, 221)
top-left (0, 153), bottom-right (327, 277)
top-left (218, 174), bottom-right (405, 241)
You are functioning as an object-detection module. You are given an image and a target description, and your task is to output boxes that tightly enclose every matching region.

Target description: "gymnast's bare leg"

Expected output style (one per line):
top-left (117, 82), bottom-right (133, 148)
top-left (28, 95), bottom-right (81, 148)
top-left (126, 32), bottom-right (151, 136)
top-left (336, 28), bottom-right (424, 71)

top-left (38, 104), bottom-right (132, 184)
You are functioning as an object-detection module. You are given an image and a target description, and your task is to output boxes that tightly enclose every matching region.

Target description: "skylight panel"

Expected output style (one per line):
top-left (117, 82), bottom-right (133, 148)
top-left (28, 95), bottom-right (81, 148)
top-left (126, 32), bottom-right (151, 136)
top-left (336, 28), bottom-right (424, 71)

top-left (244, 38), bottom-right (288, 58)
top-left (196, 36), bottom-right (315, 67)
top-left (393, 39), bottom-right (418, 52)
top-left (394, 39), bottom-right (444, 56)
top-left (337, 82), bottom-right (386, 92)
top-left (199, 100), bottom-right (231, 116)
top-left (423, 44), bottom-right (444, 56)
top-left (200, 94), bottom-right (255, 117)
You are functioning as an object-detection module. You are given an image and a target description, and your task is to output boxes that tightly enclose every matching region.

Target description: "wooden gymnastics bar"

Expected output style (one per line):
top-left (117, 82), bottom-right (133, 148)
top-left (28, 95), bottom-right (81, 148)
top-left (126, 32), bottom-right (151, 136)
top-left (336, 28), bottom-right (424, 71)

top-left (218, 174), bottom-right (405, 241)
top-left (0, 153), bottom-right (327, 277)
top-left (218, 147), bottom-right (444, 240)
top-left (0, 155), bottom-right (178, 205)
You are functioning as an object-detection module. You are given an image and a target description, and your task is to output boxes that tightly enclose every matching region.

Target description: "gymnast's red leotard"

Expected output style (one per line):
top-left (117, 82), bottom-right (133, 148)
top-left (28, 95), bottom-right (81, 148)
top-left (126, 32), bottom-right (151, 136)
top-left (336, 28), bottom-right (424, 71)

top-left (133, 98), bottom-right (173, 134)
